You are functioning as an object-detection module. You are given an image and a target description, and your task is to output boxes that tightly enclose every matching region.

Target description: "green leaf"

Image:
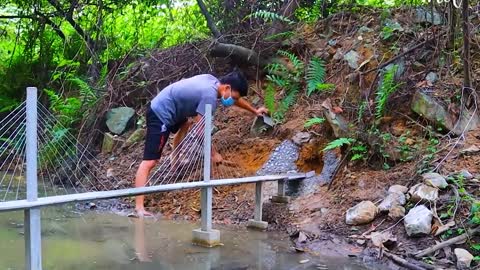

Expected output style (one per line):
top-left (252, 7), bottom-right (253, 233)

top-left (323, 138), bottom-right (355, 151)
top-left (306, 57), bottom-right (326, 96)
top-left (304, 117), bottom-right (325, 128)
top-left (245, 10), bottom-right (295, 25)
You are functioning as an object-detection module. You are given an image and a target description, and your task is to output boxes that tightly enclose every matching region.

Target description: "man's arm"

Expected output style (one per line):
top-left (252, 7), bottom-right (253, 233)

top-left (235, 98), bottom-right (268, 115)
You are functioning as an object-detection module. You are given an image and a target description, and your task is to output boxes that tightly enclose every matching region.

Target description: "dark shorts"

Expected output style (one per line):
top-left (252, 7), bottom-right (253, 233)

top-left (143, 106), bottom-right (186, 160)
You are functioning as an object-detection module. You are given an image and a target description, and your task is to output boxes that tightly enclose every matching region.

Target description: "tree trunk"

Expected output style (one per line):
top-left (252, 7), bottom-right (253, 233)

top-left (447, 0), bottom-right (456, 50)
top-left (196, 0), bottom-right (222, 39)
top-left (209, 42), bottom-right (268, 67)
top-left (267, 0), bottom-right (300, 36)
top-left (462, 0), bottom-right (471, 89)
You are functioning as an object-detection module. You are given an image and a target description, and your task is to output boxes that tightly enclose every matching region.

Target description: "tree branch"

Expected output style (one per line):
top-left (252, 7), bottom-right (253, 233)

top-left (46, 0), bottom-right (95, 50)
top-left (209, 42), bottom-right (268, 66)
top-left (196, 0), bottom-right (222, 40)
top-left (0, 15), bottom-right (33, 19)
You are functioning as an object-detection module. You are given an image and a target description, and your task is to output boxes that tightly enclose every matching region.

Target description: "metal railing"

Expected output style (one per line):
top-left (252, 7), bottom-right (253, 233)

top-left (0, 87), bottom-right (308, 270)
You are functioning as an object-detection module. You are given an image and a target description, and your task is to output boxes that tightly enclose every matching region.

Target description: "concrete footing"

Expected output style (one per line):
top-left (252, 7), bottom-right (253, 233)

top-left (192, 229), bottom-right (221, 247)
top-left (247, 219), bottom-right (269, 230)
top-left (271, 195), bottom-right (291, 204)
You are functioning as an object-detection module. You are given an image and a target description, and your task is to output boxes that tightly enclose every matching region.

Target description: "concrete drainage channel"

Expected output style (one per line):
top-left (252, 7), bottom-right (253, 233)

top-left (257, 140), bottom-right (342, 198)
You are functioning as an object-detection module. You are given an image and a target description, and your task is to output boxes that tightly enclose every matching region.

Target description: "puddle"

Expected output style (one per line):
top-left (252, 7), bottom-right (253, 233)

top-left (0, 206), bottom-right (369, 270)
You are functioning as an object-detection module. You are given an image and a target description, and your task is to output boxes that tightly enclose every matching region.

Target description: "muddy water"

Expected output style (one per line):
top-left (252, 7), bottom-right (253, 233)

top-left (0, 206), bottom-right (369, 270)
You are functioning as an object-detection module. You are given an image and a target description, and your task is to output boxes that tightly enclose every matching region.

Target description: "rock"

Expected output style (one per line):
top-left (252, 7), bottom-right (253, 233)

top-left (292, 132), bottom-right (311, 145)
top-left (413, 91), bottom-right (480, 136)
top-left (409, 183), bottom-right (439, 202)
top-left (345, 201), bottom-right (378, 225)
top-left (106, 168), bottom-right (114, 178)
top-left (327, 39), bottom-right (337, 46)
top-left (102, 133), bottom-right (124, 154)
top-left (422, 172), bottom-right (448, 189)
top-left (371, 231), bottom-right (396, 249)
top-left (411, 91), bottom-right (457, 134)
top-left (388, 205), bottom-right (406, 220)
top-left (333, 49), bottom-right (344, 60)
top-left (388, 185), bottom-right (408, 194)
top-left (343, 50), bottom-right (360, 69)
top-left (122, 128), bottom-right (146, 149)
top-left (404, 205), bottom-right (433, 237)
top-left (298, 231), bottom-right (308, 243)
top-left (87, 202), bottom-right (96, 210)
top-left (106, 107), bottom-right (135, 135)
top-left (460, 145), bottom-right (480, 155)
top-left (384, 59), bottom-right (405, 80)
top-left (425, 72), bottom-right (438, 84)
top-left (378, 192), bottom-right (406, 212)
top-left (458, 169), bottom-right (473, 180)
top-left (358, 26), bottom-right (373, 33)
top-left (414, 7), bottom-right (444, 25)
top-left (356, 239), bottom-right (366, 245)
top-left (454, 248), bottom-right (474, 269)
top-left (322, 98), bottom-right (350, 138)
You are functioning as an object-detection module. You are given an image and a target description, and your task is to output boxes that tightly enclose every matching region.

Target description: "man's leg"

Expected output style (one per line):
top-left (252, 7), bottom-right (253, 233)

top-left (172, 120), bottom-right (191, 149)
top-left (134, 107), bottom-right (169, 217)
top-left (134, 160), bottom-right (157, 216)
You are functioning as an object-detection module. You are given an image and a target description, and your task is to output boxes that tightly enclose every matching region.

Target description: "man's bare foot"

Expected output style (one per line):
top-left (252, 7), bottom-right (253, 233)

top-left (130, 209), bottom-right (154, 218)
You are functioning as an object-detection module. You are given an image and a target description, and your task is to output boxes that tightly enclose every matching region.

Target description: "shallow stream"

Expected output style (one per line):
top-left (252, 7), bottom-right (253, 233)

top-left (0, 205), bottom-right (370, 270)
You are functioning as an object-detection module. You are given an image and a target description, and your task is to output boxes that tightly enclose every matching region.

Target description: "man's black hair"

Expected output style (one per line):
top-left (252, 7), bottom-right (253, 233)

top-left (219, 70), bottom-right (248, 97)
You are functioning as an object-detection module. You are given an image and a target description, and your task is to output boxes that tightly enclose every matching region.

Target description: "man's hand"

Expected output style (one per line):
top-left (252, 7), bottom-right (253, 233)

top-left (255, 107), bottom-right (268, 116)
top-left (212, 152), bottom-right (223, 163)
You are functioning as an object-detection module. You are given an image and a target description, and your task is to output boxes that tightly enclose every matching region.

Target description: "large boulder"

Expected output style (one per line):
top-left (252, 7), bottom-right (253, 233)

top-left (411, 91), bottom-right (455, 133)
top-left (422, 172), bottom-right (448, 189)
top-left (409, 183), bottom-right (439, 202)
top-left (411, 91), bottom-right (479, 135)
top-left (455, 248), bottom-right (474, 269)
top-left (345, 201), bottom-right (378, 225)
top-left (106, 107), bottom-right (135, 135)
top-left (404, 205), bottom-right (432, 237)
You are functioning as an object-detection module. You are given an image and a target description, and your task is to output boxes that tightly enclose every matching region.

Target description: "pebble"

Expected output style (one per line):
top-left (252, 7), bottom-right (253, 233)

top-left (299, 259), bottom-right (310, 264)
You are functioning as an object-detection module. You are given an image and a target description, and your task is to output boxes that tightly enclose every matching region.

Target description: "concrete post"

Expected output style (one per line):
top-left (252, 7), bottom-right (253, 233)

top-left (271, 179), bottom-right (290, 203)
top-left (24, 87), bottom-right (42, 270)
top-left (192, 104), bottom-right (220, 247)
top-left (248, 181), bottom-right (268, 230)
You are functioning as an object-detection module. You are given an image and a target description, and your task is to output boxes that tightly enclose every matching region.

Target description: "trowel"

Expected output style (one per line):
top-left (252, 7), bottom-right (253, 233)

top-left (260, 114), bottom-right (274, 127)
top-left (250, 114), bottom-right (274, 136)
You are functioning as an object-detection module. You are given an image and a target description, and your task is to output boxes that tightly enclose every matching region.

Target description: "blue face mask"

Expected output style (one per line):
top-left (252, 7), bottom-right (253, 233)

top-left (221, 90), bottom-right (235, 107)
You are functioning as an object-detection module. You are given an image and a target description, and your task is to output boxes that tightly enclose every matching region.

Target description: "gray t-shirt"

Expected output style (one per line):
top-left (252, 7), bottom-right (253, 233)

top-left (150, 74), bottom-right (219, 128)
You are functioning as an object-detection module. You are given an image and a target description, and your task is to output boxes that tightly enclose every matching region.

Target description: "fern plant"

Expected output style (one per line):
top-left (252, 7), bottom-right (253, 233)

top-left (375, 64), bottom-right (401, 120)
top-left (304, 117), bottom-right (325, 128)
top-left (264, 83), bottom-right (276, 114)
top-left (265, 50), bottom-right (304, 123)
top-left (323, 137), bottom-right (355, 151)
top-left (306, 57), bottom-right (325, 95)
top-left (305, 57), bottom-right (334, 96)
top-left (246, 10), bottom-right (294, 25)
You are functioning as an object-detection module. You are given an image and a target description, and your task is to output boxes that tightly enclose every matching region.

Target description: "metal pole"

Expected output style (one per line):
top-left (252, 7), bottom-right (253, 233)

top-left (201, 104), bottom-right (212, 231)
top-left (24, 87), bottom-right (42, 270)
top-left (254, 182), bottom-right (263, 221)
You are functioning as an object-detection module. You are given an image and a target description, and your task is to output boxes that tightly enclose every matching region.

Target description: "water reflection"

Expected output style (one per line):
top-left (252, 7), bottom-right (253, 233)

top-left (0, 208), bottom-right (368, 270)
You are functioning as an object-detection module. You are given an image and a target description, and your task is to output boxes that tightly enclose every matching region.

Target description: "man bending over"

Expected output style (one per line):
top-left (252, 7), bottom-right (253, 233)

top-left (134, 71), bottom-right (267, 217)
